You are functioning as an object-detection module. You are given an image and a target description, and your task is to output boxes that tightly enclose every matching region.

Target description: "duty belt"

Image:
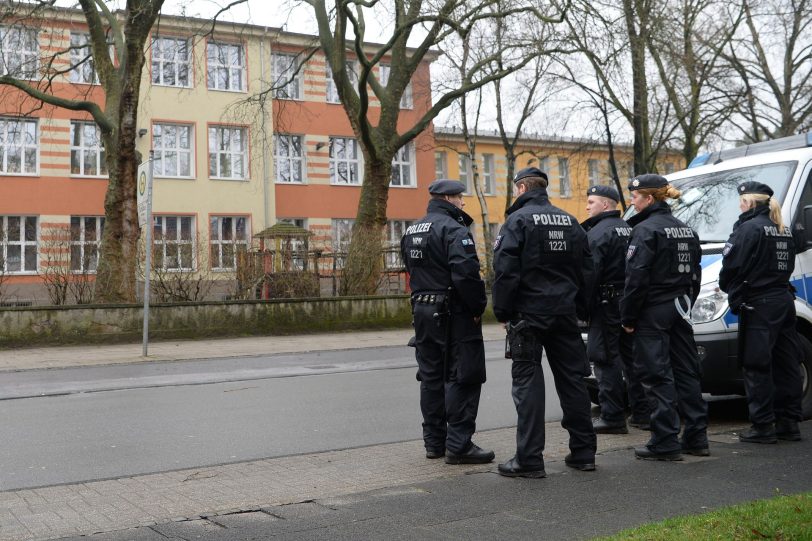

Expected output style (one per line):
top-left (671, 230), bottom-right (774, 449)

top-left (412, 292), bottom-right (448, 305)
top-left (599, 284), bottom-right (623, 303)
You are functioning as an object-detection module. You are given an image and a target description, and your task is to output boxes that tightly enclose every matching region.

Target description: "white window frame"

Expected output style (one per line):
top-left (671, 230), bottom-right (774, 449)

top-left (385, 219), bottom-right (412, 268)
top-left (70, 121), bottom-right (106, 177)
top-left (272, 52), bottom-right (303, 100)
top-left (0, 215), bottom-right (38, 274)
top-left (378, 63), bottom-right (413, 109)
top-left (69, 32), bottom-right (98, 85)
top-left (329, 136), bottom-right (361, 185)
top-left (482, 154), bottom-right (495, 195)
top-left (558, 157), bottom-right (572, 198)
top-left (208, 125), bottom-right (247, 181)
top-left (0, 26), bottom-right (38, 79)
top-left (434, 151), bottom-right (447, 179)
top-left (153, 215), bottom-right (195, 271)
top-left (588, 159), bottom-right (601, 187)
top-left (0, 117), bottom-right (38, 175)
top-left (152, 36), bottom-right (191, 88)
top-left (458, 154), bottom-right (471, 194)
top-left (153, 123), bottom-right (193, 179)
top-left (210, 216), bottom-right (249, 271)
top-left (273, 134), bottom-right (304, 184)
top-left (390, 142), bottom-right (415, 187)
top-left (326, 60), bottom-right (357, 104)
top-left (70, 216), bottom-right (104, 273)
top-left (207, 41), bottom-right (245, 92)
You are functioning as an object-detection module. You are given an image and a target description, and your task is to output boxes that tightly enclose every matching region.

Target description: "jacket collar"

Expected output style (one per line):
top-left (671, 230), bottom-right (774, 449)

top-left (506, 187), bottom-right (550, 216)
top-left (581, 210), bottom-right (621, 231)
top-left (627, 200), bottom-right (670, 227)
top-left (427, 198), bottom-right (474, 227)
top-left (733, 203), bottom-right (770, 229)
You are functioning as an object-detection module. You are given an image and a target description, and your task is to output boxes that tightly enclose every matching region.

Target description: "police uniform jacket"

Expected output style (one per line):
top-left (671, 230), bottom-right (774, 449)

top-left (620, 201), bottom-right (701, 327)
top-left (581, 210), bottom-right (632, 309)
top-left (492, 188), bottom-right (592, 322)
top-left (401, 199), bottom-right (487, 316)
top-left (718, 204), bottom-right (795, 312)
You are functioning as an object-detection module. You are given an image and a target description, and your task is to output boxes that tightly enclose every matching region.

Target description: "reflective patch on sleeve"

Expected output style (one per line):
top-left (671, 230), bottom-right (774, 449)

top-left (722, 242), bottom-right (733, 257)
top-left (626, 245), bottom-right (637, 260)
top-left (461, 237), bottom-right (476, 253)
top-left (493, 235), bottom-right (503, 250)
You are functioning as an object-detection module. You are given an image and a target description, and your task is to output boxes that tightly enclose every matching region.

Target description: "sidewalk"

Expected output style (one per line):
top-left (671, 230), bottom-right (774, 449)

top-left (0, 324), bottom-right (506, 372)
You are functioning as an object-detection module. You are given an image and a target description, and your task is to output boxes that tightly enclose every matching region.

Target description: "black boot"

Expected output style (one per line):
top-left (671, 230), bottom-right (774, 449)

top-left (593, 417), bottom-right (628, 434)
top-left (497, 457), bottom-right (546, 478)
top-left (445, 443), bottom-right (495, 464)
top-left (775, 419), bottom-right (802, 441)
top-left (739, 423), bottom-right (777, 444)
top-left (628, 415), bottom-right (651, 430)
top-left (634, 447), bottom-right (683, 461)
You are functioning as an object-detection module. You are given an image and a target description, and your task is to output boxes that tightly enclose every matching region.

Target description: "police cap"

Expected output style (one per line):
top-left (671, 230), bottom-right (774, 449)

top-left (428, 179), bottom-right (466, 195)
top-left (628, 173), bottom-right (668, 192)
top-left (513, 166), bottom-right (548, 184)
top-left (738, 181), bottom-right (773, 197)
top-left (587, 185), bottom-right (620, 202)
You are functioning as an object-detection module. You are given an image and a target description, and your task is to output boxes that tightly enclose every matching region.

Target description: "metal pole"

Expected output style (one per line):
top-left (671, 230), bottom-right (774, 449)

top-left (142, 151), bottom-right (154, 357)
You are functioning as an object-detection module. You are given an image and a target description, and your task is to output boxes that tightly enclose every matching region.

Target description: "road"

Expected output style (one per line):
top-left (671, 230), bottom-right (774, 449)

top-left (0, 341), bottom-right (565, 491)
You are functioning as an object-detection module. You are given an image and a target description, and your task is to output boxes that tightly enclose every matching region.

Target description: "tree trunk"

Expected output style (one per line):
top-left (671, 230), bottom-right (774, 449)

top-left (504, 150), bottom-right (516, 216)
top-left (340, 158), bottom-right (391, 296)
top-left (624, 0), bottom-right (656, 175)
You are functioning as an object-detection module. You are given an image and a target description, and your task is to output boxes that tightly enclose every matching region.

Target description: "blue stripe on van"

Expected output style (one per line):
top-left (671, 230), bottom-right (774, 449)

top-left (701, 254), bottom-right (722, 268)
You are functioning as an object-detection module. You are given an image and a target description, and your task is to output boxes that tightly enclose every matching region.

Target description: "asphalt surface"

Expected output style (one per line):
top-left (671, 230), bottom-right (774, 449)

top-left (59, 424), bottom-right (812, 541)
top-left (0, 342), bottom-right (566, 491)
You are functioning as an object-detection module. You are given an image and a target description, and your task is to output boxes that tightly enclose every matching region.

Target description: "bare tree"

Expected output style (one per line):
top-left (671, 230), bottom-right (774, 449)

top-left (40, 226), bottom-right (72, 305)
top-left (301, 0), bottom-right (568, 295)
top-left (720, 0), bottom-right (812, 142)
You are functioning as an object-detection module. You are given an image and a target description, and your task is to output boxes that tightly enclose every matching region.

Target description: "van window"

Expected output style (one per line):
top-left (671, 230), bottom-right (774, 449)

top-left (792, 168), bottom-right (812, 252)
top-left (625, 161), bottom-right (797, 242)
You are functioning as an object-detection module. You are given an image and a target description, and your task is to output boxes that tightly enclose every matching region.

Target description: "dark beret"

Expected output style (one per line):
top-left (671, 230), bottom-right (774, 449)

top-left (738, 181), bottom-right (773, 197)
top-left (513, 166), bottom-right (548, 184)
top-left (428, 178), bottom-right (466, 195)
top-left (587, 185), bottom-right (620, 202)
top-left (628, 173), bottom-right (668, 191)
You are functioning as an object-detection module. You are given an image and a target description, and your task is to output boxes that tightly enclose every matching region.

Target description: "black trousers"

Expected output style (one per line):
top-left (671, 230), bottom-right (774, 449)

top-left (413, 303), bottom-right (484, 454)
top-left (587, 298), bottom-right (651, 423)
top-left (739, 291), bottom-right (804, 425)
top-left (508, 313), bottom-right (596, 468)
top-left (633, 300), bottom-right (708, 453)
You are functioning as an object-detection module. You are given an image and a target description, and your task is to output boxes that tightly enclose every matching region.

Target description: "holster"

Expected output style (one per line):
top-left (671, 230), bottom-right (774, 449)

top-left (737, 303), bottom-right (754, 369)
top-left (505, 320), bottom-right (530, 360)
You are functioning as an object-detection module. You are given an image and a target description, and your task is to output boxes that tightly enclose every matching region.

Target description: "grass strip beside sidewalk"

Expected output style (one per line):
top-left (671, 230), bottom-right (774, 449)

top-left (597, 492), bottom-right (812, 540)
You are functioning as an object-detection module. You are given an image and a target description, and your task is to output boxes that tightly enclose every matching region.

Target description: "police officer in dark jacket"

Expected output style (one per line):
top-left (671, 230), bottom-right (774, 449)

top-left (581, 185), bottom-right (651, 434)
top-left (401, 179), bottom-right (495, 464)
top-left (621, 174), bottom-right (708, 461)
top-left (719, 181), bottom-right (803, 443)
top-left (492, 167), bottom-right (597, 478)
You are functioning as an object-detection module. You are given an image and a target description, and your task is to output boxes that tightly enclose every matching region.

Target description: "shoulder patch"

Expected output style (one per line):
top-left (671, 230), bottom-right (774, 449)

top-left (493, 235), bottom-right (503, 250)
top-left (722, 242), bottom-right (733, 257)
top-left (461, 237), bottom-right (476, 253)
top-left (626, 245), bottom-right (637, 260)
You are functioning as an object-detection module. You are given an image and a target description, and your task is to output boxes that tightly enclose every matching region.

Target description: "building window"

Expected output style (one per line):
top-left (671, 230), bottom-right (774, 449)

top-left (0, 26), bottom-right (38, 79)
top-left (435, 151), bottom-right (447, 179)
top-left (153, 123), bottom-right (193, 178)
top-left (207, 41), bottom-right (244, 91)
top-left (326, 60), bottom-right (357, 103)
top-left (70, 121), bottom-right (106, 177)
top-left (0, 117), bottom-right (37, 174)
top-left (69, 33), bottom-right (98, 84)
top-left (458, 154), bottom-right (471, 194)
top-left (153, 216), bottom-right (194, 270)
top-left (272, 53), bottom-right (303, 100)
top-left (208, 126), bottom-right (247, 180)
top-left (663, 163), bottom-right (675, 175)
top-left (331, 218), bottom-right (354, 252)
top-left (588, 159), bottom-right (601, 187)
top-left (274, 134), bottom-right (304, 183)
top-left (378, 64), bottom-right (413, 109)
top-left (329, 137), bottom-right (360, 185)
top-left (70, 216), bottom-right (104, 272)
top-left (0, 216), bottom-right (37, 273)
top-left (557, 158), bottom-right (571, 198)
top-left (152, 36), bottom-right (191, 87)
top-left (482, 154), bottom-right (495, 194)
top-left (277, 218), bottom-right (308, 270)
top-left (210, 216), bottom-right (249, 270)
top-left (391, 142), bottom-right (414, 187)
top-left (385, 220), bottom-right (413, 268)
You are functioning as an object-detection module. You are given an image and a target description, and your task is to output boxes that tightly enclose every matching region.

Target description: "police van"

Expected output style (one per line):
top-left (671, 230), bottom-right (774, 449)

top-left (587, 133), bottom-right (812, 419)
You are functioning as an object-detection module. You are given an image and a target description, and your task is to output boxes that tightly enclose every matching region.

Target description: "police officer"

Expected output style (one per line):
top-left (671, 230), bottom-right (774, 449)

top-left (621, 174), bottom-right (709, 460)
top-left (401, 179), bottom-right (495, 464)
top-left (492, 167), bottom-right (597, 478)
top-left (719, 181), bottom-right (803, 443)
top-left (581, 185), bottom-right (651, 434)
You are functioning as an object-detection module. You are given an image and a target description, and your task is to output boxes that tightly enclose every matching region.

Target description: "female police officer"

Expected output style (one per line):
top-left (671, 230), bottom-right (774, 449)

top-left (719, 181), bottom-right (803, 443)
top-left (620, 174), bottom-right (709, 460)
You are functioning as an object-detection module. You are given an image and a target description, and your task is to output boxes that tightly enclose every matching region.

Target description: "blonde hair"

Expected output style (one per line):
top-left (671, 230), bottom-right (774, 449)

top-left (741, 194), bottom-right (784, 230)
top-left (636, 185), bottom-right (682, 202)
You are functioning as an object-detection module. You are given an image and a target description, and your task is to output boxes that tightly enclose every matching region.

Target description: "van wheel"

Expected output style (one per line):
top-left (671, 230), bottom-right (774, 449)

top-left (801, 335), bottom-right (812, 420)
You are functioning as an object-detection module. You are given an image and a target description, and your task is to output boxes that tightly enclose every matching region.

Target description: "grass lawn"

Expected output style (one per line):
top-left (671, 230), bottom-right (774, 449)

top-left (597, 492), bottom-right (812, 540)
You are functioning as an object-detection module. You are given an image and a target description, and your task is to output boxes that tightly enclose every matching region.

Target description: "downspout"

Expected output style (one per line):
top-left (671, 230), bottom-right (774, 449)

top-left (260, 27), bottom-right (272, 228)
